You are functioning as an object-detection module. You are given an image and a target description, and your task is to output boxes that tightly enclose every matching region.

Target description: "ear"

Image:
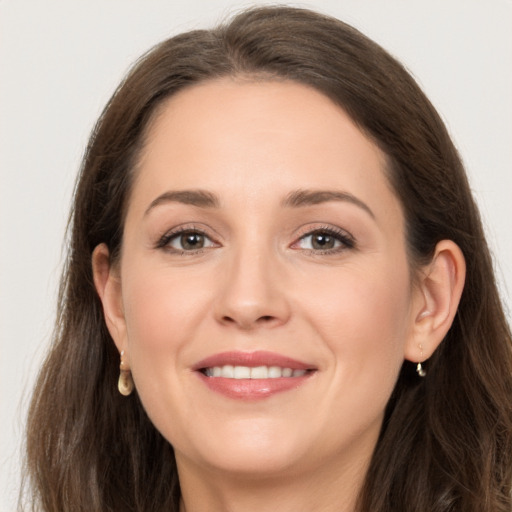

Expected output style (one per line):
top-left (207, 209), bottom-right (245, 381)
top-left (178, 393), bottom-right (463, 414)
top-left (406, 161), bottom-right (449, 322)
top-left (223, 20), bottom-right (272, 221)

top-left (92, 244), bottom-right (129, 366)
top-left (404, 240), bottom-right (466, 363)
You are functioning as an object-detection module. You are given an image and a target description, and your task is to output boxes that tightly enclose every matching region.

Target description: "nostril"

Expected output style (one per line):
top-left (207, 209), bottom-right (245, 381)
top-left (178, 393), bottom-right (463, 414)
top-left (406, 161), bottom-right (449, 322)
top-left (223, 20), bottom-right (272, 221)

top-left (220, 314), bottom-right (276, 328)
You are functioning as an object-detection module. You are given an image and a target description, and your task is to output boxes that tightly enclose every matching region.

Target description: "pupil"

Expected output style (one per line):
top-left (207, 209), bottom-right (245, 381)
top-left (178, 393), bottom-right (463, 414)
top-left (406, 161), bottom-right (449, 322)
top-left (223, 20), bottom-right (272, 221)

top-left (312, 232), bottom-right (334, 250)
top-left (181, 232), bottom-right (204, 250)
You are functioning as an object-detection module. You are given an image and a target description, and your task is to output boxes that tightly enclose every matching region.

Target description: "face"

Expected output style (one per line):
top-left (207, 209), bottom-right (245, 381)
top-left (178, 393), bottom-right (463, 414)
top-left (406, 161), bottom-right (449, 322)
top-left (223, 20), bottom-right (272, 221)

top-left (106, 79), bottom-right (423, 481)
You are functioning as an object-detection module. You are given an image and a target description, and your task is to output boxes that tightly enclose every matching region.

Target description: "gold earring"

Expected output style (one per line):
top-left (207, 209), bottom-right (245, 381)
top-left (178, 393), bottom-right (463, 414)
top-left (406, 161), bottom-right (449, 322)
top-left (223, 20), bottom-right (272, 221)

top-left (416, 344), bottom-right (426, 377)
top-left (118, 350), bottom-right (134, 396)
top-left (416, 362), bottom-right (426, 377)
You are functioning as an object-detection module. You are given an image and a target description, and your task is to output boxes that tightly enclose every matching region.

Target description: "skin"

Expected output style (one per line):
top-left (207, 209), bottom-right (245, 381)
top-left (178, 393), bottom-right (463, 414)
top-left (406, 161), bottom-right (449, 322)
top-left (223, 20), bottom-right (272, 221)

top-left (93, 79), bottom-right (465, 511)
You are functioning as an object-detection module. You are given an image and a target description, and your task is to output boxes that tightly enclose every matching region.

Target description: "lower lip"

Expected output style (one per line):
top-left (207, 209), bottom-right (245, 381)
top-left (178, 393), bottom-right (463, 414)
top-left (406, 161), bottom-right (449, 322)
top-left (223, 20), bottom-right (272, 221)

top-left (196, 372), bottom-right (313, 400)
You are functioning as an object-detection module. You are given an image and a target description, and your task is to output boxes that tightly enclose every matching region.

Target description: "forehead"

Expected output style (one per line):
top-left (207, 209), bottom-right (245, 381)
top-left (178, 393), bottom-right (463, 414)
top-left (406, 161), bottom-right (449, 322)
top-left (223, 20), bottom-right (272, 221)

top-left (131, 78), bottom-right (401, 224)
top-left (142, 78), bottom-right (377, 168)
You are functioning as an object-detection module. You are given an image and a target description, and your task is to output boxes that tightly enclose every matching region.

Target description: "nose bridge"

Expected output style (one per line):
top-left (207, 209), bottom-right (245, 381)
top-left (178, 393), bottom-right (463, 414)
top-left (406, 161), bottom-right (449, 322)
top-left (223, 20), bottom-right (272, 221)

top-left (215, 232), bottom-right (290, 329)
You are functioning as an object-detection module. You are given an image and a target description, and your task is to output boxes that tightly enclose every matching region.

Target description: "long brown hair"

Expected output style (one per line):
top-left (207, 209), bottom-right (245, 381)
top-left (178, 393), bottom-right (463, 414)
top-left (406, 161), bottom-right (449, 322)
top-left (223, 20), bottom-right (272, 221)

top-left (24, 6), bottom-right (512, 511)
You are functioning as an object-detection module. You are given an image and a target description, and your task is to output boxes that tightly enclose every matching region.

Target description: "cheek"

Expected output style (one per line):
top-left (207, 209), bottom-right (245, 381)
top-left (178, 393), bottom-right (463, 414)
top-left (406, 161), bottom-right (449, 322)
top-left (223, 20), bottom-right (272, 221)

top-left (302, 262), bottom-right (412, 417)
top-left (118, 264), bottom-right (220, 448)
top-left (305, 257), bottom-right (411, 325)
top-left (122, 262), bottom-right (211, 344)
top-left (120, 263), bottom-right (212, 397)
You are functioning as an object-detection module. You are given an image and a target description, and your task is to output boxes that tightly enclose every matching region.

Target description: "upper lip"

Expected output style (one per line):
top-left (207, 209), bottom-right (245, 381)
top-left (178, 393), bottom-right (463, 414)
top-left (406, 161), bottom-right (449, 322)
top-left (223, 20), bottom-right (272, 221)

top-left (193, 351), bottom-right (315, 371)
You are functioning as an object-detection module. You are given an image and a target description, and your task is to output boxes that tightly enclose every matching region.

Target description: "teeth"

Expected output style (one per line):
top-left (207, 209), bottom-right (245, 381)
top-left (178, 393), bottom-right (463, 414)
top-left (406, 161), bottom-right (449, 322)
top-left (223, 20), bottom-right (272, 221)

top-left (250, 366), bottom-right (268, 379)
top-left (221, 365), bottom-right (234, 378)
top-left (233, 366), bottom-right (251, 379)
top-left (282, 367), bottom-right (293, 377)
top-left (203, 365), bottom-right (308, 379)
top-left (268, 366), bottom-right (282, 378)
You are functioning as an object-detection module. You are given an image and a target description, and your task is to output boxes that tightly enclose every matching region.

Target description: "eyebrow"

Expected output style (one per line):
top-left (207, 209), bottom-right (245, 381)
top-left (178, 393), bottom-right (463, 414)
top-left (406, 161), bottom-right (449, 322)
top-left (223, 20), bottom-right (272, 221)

top-left (144, 188), bottom-right (375, 219)
top-left (144, 189), bottom-right (220, 215)
top-left (282, 189), bottom-right (375, 219)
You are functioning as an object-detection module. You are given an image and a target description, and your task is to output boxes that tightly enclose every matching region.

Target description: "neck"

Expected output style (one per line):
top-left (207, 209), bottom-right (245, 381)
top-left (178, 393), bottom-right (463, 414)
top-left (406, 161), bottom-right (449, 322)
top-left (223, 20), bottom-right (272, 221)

top-left (177, 448), bottom-right (371, 512)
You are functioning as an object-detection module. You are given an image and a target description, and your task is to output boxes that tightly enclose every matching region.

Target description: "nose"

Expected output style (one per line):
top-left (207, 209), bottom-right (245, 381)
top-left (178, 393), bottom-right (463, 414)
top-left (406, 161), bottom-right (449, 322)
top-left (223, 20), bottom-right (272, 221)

top-left (214, 245), bottom-right (291, 330)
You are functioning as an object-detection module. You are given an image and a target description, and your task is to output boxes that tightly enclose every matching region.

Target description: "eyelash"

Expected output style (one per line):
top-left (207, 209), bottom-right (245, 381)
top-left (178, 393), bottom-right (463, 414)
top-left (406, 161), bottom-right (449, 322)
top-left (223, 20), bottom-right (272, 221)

top-left (155, 225), bottom-right (356, 255)
top-left (293, 226), bottom-right (356, 255)
top-left (155, 225), bottom-right (218, 255)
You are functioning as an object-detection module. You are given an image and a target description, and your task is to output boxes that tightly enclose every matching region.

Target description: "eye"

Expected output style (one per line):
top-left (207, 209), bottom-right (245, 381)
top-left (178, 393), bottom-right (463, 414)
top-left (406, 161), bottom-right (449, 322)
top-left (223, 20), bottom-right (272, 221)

top-left (295, 228), bottom-right (355, 253)
top-left (158, 229), bottom-right (216, 252)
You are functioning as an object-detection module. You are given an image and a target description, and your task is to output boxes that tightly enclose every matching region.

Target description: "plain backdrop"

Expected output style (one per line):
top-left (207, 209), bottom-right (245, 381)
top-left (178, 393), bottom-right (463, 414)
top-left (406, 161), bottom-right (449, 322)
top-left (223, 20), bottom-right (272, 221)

top-left (1, 0), bottom-right (511, 509)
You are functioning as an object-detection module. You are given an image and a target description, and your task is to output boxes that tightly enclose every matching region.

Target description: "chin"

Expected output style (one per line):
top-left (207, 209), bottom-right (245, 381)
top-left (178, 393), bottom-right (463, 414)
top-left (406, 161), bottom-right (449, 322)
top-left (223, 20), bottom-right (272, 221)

top-left (199, 448), bottom-right (306, 479)
top-left (176, 418), bottom-right (312, 477)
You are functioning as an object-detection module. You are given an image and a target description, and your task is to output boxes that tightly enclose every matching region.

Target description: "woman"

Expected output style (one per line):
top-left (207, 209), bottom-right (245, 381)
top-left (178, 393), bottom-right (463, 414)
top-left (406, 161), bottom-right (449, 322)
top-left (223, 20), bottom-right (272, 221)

top-left (24, 6), bottom-right (512, 511)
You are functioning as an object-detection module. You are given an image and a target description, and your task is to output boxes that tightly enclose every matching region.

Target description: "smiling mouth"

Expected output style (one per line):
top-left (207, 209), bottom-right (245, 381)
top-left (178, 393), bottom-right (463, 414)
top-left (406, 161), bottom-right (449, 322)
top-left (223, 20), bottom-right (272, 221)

top-left (193, 351), bottom-right (317, 399)
top-left (201, 365), bottom-right (310, 379)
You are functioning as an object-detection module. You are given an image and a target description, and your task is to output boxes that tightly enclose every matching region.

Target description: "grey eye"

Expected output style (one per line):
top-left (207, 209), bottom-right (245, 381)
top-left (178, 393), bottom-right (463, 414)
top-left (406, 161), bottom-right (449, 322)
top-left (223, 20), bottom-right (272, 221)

top-left (310, 232), bottom-right (336, 250)
top-left (298, 230), bottom-right (342, 251)
top-left (168, 231), bottom-right (214, 251)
